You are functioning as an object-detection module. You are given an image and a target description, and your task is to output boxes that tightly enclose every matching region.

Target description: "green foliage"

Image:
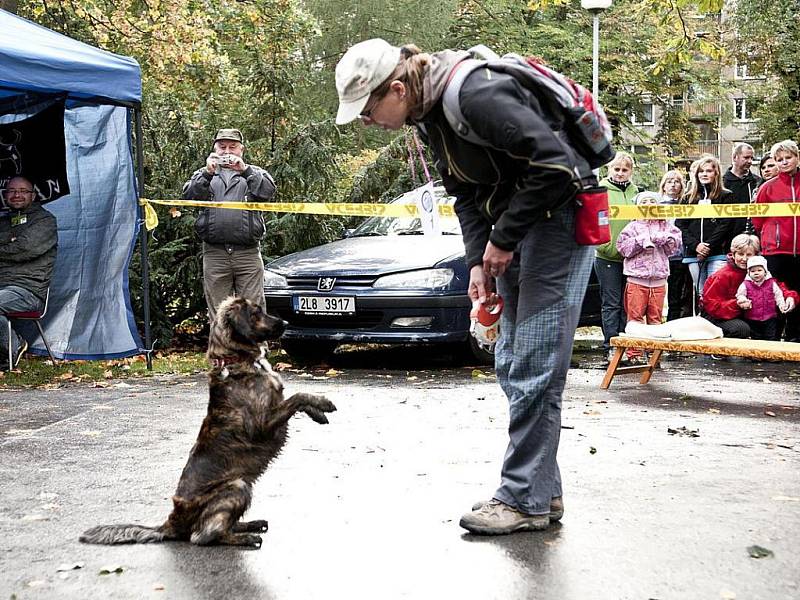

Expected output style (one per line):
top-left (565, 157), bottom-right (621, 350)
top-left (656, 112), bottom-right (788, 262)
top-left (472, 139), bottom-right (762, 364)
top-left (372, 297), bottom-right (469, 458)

top-left (727, 0), bottom-right (800, 142)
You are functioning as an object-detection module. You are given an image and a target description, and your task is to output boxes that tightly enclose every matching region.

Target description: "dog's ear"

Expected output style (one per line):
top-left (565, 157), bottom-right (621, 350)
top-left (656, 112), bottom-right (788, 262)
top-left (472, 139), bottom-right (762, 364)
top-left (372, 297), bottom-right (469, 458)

top-left (225, 299), bottom-right (260, 345)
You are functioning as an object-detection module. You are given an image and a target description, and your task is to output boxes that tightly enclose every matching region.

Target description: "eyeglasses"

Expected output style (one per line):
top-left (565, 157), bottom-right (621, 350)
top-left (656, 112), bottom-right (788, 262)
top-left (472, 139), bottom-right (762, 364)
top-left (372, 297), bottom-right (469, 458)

top-left (360, 94), bottom-right (380, 120)
top-left (4, 189), bottom-right (34, 196)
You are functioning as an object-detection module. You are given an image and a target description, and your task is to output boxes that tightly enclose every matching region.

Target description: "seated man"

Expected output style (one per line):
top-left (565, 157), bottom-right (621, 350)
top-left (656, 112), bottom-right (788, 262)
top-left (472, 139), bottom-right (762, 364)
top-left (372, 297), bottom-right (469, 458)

top-left (0, 176), bottom-right (58, 368)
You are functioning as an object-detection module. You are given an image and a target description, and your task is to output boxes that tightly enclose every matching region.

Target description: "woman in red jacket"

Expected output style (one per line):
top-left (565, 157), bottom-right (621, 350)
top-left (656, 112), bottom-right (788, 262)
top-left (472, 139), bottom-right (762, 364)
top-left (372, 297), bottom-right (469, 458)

top-left (752, 140), bottom-right (800, 342)
top-left (702, 234), bottom-right (798, 338)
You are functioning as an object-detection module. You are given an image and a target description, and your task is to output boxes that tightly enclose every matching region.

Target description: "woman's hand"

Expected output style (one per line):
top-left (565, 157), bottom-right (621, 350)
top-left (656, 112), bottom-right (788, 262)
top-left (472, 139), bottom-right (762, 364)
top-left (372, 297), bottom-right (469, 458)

top-left (468, 264), bottom-right (491, 303)
top-left (482, 241), bottom-right (513, 279)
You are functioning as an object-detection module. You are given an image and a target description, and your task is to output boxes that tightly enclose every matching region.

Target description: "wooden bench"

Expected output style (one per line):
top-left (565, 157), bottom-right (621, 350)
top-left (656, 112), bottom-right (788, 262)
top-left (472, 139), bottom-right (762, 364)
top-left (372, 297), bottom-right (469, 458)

top-left (600, 336), bottom-right (800, 389)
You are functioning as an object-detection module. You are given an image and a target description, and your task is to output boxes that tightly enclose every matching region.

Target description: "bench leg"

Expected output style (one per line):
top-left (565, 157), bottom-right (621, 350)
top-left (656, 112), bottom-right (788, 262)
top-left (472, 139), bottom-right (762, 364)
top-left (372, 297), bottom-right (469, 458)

top-left (600, 347), bottom-right (625, 389)
top-left (638, 349), bottom-right (663, 384)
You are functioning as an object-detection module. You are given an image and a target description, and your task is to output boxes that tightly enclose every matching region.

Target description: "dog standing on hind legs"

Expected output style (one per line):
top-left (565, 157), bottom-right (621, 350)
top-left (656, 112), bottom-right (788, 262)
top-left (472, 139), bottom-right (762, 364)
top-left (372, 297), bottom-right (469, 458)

top-left (80, 296), bottom-right (336, 548)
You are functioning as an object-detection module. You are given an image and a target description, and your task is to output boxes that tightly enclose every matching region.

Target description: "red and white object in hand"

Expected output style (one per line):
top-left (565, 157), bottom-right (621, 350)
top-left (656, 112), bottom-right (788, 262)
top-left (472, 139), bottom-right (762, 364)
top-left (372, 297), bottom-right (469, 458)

top-left (470, 295), bottom-right (504, 348)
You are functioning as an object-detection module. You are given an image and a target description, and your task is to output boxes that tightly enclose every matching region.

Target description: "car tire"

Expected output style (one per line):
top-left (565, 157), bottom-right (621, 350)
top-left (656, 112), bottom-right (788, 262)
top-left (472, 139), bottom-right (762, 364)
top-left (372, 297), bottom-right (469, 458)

top-left (466, 336), bottom-right (494, 366)
top-left (280, 339), bottom-right (338, 364)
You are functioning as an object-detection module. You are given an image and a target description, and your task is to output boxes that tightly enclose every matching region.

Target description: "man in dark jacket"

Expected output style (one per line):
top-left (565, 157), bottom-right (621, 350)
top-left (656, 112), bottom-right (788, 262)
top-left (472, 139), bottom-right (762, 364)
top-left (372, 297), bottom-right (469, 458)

top-left (183, 129), bottom-right (276, 321)
top-left (723, 142), bottom-right (762, 245)
top-left (0, 176), bottom-right (58, 368)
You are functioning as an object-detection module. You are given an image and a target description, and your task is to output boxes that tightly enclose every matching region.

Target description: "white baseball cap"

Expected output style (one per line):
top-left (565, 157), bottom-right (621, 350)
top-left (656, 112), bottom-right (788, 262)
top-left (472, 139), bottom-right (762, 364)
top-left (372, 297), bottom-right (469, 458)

top-left (335, 38), bottom-right (401, 125)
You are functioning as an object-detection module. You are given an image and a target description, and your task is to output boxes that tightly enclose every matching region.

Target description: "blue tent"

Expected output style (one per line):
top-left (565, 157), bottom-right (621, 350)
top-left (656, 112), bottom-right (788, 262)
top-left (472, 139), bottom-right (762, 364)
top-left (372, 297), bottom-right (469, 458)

top-left (0, 9), bottom-right (152, 362)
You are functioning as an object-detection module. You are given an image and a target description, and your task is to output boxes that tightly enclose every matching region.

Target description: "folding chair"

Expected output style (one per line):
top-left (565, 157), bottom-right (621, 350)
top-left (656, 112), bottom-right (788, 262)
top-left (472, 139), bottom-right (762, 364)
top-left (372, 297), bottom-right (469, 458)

top-left (5, 288), bottom-right (57, 371)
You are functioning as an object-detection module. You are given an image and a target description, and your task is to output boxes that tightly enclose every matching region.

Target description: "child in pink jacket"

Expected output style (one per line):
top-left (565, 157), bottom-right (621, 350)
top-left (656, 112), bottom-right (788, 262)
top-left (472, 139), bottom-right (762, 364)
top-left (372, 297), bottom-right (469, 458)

top-left (735, 255), bottom-right (795, 340)
top-left (616, 191), bottom-right (683, 326)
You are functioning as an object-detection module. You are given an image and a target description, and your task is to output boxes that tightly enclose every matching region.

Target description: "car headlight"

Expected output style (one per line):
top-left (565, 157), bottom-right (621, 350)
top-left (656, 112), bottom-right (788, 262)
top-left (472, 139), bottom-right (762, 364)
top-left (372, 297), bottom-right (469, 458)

top-left (264, 270), bottom-right (287, 288)
top-left (373, 268), bottom-right (454, 289)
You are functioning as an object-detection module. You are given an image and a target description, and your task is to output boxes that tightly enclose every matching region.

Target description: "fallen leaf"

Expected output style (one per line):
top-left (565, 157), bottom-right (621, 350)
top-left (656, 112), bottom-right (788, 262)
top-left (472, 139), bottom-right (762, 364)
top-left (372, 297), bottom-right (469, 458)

top-left (747, 545), bottom-right (773, 559)
top-left (764, 410), bottom-right (776, 417)
top-left (472, 369), bottom-right (488, 379)
top-left (56, 563), bottom-right (84, 572)
top-left (154, 583), bottom-right (166, 591)
top-left (589, 446), bottom-right (597, 454)
top-left (58, 371), bottom-right (75, 380)
top-left (103, 370), bottom-right (113, 379)
top-left (708, 408), bottom-right (720, 414)
top-left (771, 495), bottom-right (800, 502)
top-left (169, 207), bottom-right (181, 218)
top-left (762, 377), bottom-right (771, 383)
top-left (99, 565), bottom-right (125, 575)
top-left (583, 410), bottom-right (602, 416)
top-left (667, 426), bottom-right (700, 438)
top-left (720, 591), bottom-right (736, 600)
top-left (273, 362), bottom-right (292, 371)
top-left (325, 369), bottom-right (340, 376)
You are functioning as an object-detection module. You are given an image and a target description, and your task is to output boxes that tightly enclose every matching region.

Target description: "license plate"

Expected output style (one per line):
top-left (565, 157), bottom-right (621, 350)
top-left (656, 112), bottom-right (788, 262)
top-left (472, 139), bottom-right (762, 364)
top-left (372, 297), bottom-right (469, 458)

top-left (293, 296), bottom-right (356, 315)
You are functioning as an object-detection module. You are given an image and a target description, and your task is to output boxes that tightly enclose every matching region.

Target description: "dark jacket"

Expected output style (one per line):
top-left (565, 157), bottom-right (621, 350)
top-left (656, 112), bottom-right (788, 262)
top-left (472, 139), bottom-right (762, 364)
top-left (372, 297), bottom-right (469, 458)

top-left (676, 188), bottom-right (736, 259)
top-left (0, 203), bottom-right (58, 301)
top-left (415, 69), bottom-right (586, 268)
top-left (183, 165), bottom-right (276, 248)
top-left (723, 167), bottom-right (762, 245)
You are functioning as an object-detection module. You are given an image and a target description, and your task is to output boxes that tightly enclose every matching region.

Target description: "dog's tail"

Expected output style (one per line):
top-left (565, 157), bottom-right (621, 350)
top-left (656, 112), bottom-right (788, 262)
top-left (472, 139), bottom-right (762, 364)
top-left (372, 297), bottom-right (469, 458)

top-left (79, 523), bottom-right (168, 545)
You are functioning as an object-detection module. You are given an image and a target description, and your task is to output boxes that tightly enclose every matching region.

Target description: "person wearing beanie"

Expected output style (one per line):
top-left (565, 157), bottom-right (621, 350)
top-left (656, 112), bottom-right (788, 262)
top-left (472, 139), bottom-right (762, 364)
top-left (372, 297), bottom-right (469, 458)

top-left (735, 255), bottom-right (796, 340)
top-left (335, 38), bottom-right (595, 535)
top-left (182, 128), bottom-right (276, 322)
top-left (616, 191), bottom-right (682, 361)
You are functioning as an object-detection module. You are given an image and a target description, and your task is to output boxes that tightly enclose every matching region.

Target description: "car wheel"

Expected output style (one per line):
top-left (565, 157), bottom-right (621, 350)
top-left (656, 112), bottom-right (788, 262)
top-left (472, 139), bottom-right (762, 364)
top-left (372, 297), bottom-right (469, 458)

top-left (281, 339), bottom-right (338, 364)
top-left (466, 336), bottom-right (494, 366)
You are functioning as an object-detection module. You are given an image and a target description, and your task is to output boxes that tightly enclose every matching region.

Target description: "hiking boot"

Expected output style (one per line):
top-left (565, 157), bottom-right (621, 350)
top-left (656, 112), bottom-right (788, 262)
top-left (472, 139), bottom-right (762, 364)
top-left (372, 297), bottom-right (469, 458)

top-left (471, 496), bottom-right (563, 521)
top-left (12, 339), bottom-right (28, 369)
top-left (460, 499), bottom-right (549, 535)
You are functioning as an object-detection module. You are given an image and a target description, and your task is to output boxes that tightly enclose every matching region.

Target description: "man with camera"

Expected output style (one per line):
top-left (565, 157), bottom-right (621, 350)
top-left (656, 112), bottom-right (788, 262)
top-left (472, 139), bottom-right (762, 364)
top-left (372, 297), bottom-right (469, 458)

top-left (182, 128), bottom-right (276, 321)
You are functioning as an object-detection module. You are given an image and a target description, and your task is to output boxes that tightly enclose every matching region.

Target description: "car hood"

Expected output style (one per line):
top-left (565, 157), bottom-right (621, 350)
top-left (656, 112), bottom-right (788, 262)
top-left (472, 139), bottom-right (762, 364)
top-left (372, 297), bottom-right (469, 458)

top-left (266, 235), bottom-right (465, 276)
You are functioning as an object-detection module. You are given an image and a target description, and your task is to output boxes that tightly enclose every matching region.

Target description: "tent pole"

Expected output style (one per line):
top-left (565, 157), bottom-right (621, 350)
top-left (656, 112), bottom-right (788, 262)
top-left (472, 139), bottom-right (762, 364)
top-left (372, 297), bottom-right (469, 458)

top-left (134, 108), bottom-right (153, 370)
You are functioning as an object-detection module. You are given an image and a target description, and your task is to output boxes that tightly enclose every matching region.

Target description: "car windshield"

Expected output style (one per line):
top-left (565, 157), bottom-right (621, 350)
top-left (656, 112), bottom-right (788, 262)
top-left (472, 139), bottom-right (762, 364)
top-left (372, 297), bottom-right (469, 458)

top-left (350, 188), bottom-right (461, 237)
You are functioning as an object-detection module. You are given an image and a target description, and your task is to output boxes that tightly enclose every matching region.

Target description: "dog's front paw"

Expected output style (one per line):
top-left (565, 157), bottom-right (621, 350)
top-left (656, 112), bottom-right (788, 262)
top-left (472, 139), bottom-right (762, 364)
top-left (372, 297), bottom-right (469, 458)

top-left (310, 395), bottom-right (337, 413)
top-left (303, 406), bottom-right (330, 424)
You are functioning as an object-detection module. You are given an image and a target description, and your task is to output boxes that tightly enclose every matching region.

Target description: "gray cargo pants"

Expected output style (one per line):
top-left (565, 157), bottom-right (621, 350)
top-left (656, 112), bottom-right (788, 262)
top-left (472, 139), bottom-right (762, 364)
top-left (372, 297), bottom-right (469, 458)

top-left (202, 243), bottom-right (266, 323)
top-left (492, 207), bottom-right (594, 516)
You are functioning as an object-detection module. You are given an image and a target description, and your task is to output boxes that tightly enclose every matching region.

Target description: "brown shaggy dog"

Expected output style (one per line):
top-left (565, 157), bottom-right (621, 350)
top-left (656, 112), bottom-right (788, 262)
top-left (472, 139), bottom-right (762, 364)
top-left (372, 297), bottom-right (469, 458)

top-left (80, 297), bottom-right (336, 548)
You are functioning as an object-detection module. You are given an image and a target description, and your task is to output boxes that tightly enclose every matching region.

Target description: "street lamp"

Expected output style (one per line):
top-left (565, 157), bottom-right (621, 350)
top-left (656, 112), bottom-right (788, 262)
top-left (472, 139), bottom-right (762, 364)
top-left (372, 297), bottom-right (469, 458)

top-left (581, 0), bottom-right (613, 101)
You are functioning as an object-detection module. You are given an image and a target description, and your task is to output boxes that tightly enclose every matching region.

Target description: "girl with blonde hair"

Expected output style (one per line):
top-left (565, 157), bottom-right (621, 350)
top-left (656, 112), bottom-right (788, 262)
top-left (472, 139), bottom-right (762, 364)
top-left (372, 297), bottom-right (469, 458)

top-left (675, 156), bottom-right (735, 311)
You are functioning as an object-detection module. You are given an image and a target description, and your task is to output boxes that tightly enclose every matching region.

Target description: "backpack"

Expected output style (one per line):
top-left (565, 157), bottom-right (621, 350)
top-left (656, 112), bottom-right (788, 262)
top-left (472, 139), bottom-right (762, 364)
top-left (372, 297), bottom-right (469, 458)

top-left (442, 45), bottom-right (614, 173)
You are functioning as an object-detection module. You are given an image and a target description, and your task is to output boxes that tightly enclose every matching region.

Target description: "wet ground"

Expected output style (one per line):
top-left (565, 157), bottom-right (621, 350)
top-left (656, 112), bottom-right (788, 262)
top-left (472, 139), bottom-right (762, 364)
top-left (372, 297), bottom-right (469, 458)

top-left (1, 345), bottom-right (799, 599)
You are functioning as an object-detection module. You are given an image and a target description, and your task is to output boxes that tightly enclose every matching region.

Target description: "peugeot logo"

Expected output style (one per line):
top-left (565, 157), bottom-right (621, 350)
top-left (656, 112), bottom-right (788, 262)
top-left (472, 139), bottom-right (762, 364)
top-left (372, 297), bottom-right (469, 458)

top-left (318, 277), bottom-right (336, 292)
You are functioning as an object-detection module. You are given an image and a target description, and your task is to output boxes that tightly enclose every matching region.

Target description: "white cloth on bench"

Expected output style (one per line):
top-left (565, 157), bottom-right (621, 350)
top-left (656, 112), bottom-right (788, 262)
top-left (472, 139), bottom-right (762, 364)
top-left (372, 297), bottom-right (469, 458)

top-left (621, 316), bottom-right (723, 341)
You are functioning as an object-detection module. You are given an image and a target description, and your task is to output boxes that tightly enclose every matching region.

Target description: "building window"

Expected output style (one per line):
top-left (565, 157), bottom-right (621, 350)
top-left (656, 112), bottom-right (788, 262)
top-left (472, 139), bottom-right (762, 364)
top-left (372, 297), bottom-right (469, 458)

top-left (734, 61), bottom-right (765, 80)
top-left (629, 102), bottom-right (654, 125)
top-left (734, 97), bottom-right (755, 121)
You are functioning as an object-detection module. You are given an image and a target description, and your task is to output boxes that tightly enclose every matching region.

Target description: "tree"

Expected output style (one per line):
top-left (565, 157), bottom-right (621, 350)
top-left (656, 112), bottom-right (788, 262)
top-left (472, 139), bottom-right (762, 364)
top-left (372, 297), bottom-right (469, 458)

top-left (726, 0), bottom-right (800, 143)
top-left (447, 0), bottom-right (728, 178)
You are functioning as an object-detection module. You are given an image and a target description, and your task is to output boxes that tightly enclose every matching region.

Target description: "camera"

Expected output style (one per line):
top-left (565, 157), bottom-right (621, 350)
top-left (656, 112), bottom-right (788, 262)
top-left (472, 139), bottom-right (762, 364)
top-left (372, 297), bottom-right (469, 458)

top-left (216, 154), bottom-right (236, 168)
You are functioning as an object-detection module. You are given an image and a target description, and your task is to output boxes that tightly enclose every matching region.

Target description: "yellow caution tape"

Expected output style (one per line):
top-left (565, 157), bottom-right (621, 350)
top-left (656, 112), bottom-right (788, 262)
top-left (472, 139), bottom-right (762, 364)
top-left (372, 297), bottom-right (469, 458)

top-left (138, 198), bottom-right (800, 232)
top-left (610, 202), bottom-right (800, 220)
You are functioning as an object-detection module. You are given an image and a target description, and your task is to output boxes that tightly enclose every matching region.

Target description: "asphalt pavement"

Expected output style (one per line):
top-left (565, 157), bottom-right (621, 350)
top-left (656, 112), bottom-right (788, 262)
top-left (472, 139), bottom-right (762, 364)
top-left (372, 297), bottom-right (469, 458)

top-left (1, 347), bottom-right (799, 600)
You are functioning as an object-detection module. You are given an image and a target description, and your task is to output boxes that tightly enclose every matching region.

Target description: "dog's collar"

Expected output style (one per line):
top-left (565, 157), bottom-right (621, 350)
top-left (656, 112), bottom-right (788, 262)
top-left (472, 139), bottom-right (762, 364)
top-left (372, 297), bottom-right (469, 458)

top-left (210, 354), bottom-right (251, 369)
